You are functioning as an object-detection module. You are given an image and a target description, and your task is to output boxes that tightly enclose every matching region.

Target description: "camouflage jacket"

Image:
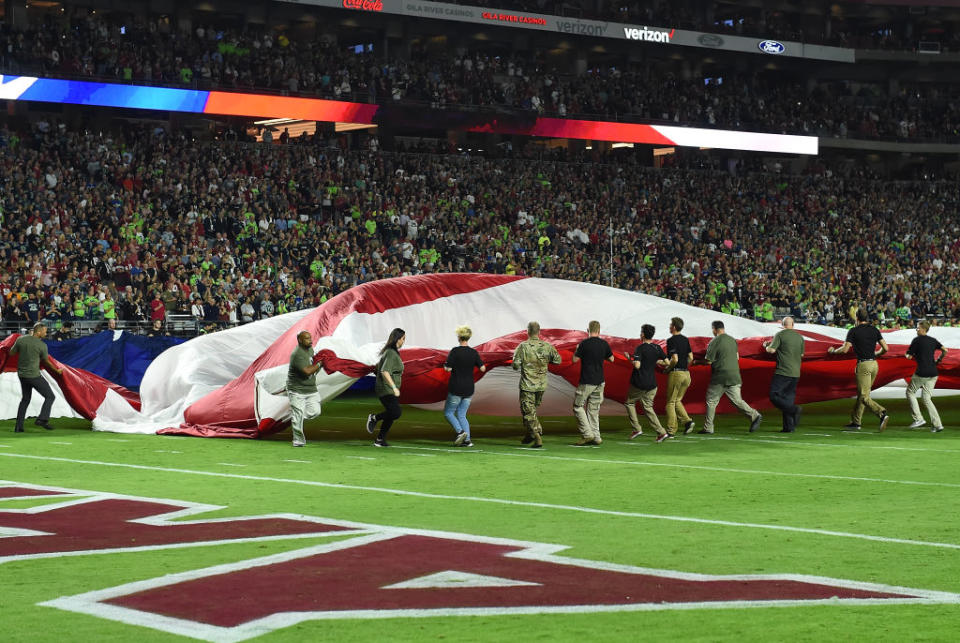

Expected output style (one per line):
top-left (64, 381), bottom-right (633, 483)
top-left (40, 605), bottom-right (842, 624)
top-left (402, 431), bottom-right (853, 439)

top-left (512, 337), bottom-right (562, 392)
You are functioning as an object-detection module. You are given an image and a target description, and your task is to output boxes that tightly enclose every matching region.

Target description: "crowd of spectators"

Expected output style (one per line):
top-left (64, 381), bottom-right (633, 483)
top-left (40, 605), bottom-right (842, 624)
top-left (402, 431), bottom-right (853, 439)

top-left (2, 13), bottom-right (960, 142)
top-left (1, 119), bottom-right (959, 338)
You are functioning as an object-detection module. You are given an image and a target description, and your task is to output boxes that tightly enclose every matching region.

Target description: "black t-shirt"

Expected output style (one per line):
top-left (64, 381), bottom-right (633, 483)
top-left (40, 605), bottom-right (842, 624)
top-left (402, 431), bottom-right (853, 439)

top-left (666, 333), bottom-right (691, 370)
top-left (445, 345), bottom-right (484, 397)
top-left (845, 324), bottom-right (883, 361)
top-left (574, 336), bottom-right (613, 385)
top-left (631, 342), bottom-right (666, 390)
top-left (908, 334), bottom-right (943, 378)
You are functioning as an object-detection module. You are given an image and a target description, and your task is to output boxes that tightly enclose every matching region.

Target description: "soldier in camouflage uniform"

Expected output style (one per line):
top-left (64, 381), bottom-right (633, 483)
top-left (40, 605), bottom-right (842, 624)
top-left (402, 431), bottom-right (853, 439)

top-left (512, 321), bottom-right (562, 448)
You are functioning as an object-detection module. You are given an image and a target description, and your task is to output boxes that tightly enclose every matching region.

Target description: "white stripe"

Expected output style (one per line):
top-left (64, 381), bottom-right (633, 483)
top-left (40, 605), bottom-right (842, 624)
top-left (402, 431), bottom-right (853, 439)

top-left (393, 445), bottom-right (960, 489)
top-left (216, 463), bottom-right (247, 467)
top-left (2, 453), bottom-right (958, 550)
top-left (50, 442), bottom-right (73, 445)
top-left (283, 460), bottom-right (311, 464)
top-left (707, 435), bottom-right (960, 453)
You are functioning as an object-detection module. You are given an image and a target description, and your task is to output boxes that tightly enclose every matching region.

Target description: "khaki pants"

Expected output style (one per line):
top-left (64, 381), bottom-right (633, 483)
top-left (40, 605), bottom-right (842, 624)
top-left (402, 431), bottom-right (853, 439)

top-left (625, 385), bottom-right (665, 435)
top-left (907, 375), bottom-right (941, 428)
top-left (520, 389), bottom-right (545, 437)
top-left (574, 382), bottom-right (605, 440)
top-left (289, 391), bottom-right (322, 446)
top-left (664, 370), bottom-right (692, 434)
top-left (704, 383), bottom-right (759, 432)
top-left (852, 360), bottom-right (885, 424)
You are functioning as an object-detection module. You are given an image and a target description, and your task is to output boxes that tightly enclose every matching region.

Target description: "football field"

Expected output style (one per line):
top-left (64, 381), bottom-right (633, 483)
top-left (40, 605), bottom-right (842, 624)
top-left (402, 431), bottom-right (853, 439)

top-left (2, 395), bottom-right (959, 642)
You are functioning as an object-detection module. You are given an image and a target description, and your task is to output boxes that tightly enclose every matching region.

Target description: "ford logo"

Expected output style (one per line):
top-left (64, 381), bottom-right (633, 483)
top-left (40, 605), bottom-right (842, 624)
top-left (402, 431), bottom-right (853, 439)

top-left (758, 40), bottom-right (785, 54)
top-left (698, 34), bottom-right (724, 47)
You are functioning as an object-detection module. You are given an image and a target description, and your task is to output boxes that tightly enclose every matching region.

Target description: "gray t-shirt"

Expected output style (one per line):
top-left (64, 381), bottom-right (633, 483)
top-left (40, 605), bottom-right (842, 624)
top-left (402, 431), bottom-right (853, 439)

top-left (11, 335), bottom-right (48, 379)
top-left (770, 328), bottom-right (804, 378)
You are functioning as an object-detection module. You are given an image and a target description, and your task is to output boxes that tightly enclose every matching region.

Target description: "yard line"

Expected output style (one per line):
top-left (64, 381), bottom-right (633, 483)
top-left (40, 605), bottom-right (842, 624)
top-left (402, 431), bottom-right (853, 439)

top-left (0, 444), bottom-right (10, 448)
top-left (283, 459), bottom-right (312, 464)
top-left (104, 439), bottom-right (130, 443)
top-left (393, 445), bottom-right (960, 490)
top-left (402, 453), bottom-right (436, 458)
top-left (702, 435), bottom-right (960, 454)
top-left (153, 450), bottom-right (182, 454)
top-left (803, 433), bottom-right (833, 437)
top-left (345, 456), bottom-right (376, 461)
top-left (49, 442), bottom-right (73, 445)
top-left (216, 463), bottom-right (247, 467)
top-left (2, 452), bottom-right (959, 551)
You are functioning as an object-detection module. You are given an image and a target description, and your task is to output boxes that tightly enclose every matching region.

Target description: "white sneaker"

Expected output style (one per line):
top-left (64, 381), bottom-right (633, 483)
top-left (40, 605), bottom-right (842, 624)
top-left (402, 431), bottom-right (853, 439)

top-left (908, 419), bottom-right (926, 429)
top-left (454, 431), bottom-right (468, 446)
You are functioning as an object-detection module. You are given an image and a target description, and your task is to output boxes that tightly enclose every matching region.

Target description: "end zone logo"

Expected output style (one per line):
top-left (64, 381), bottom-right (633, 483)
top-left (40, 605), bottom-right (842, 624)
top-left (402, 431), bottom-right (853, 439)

top-left (624, 26), bottom-right (675, 43)
top-left (3, 484), bottom-right (958, 640)
top-left (343, 0), bottom-right (383, 12)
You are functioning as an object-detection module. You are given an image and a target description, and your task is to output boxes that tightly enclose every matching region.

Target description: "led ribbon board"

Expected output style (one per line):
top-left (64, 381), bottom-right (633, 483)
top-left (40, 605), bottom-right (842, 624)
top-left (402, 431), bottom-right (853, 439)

top-left (0, 75), bottom-right (818, 155)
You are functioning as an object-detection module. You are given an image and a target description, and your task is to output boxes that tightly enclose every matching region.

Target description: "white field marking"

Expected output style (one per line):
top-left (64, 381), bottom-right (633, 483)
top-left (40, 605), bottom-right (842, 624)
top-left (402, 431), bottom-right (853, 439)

top-left (391, 445), bottom-right (960, 490)
top-left (105, 439), bottom-right (131, 443)
top-left (0, 444), bottom-right (10, 448)
top-left (49, 442), bottom-right (73, 445)
top-left (37, 507), bottom-right (960, 642)
top-left (393, 446), bottom-right (483, 454)
top-left (154, 450), bottom-right (183, 454)
top-left (0, 480), bottom-right (375, 565)
top-left (703, 435), bottom-right (960, 453)
top-left (216, 463), bottom-right (247, 468)
top-left (402, 453), bottom-right (436, 458)
top-left (2, 455), bottom-right (960, 550)
top-left (345, 456), bottom-right (376, 461)
top-left (283, 460), bottom-right (312, 464)
top-left (803, 433), bottom-right (833, 437)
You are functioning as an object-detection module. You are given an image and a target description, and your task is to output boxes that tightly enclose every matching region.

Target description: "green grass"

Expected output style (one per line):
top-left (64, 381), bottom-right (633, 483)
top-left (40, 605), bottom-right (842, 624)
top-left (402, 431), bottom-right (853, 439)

top-left (2, 395), bottom-right (960, 641)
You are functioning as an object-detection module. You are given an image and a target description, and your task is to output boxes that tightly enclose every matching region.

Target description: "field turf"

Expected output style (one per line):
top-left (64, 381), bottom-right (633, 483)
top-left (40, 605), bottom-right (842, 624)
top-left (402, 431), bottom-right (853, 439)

top-left (2, 394), bottom-right (959, 642)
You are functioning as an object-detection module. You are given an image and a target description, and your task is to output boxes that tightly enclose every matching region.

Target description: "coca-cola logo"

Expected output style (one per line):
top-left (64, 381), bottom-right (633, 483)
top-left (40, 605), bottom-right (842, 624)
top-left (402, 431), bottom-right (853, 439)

top-left (343, 0), bottom-right (383, 11)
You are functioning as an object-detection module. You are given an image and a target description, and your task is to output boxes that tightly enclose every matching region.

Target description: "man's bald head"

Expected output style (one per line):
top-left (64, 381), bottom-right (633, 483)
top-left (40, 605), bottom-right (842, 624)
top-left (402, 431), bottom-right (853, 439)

top-left (782, 316), bottom-right (795, 329)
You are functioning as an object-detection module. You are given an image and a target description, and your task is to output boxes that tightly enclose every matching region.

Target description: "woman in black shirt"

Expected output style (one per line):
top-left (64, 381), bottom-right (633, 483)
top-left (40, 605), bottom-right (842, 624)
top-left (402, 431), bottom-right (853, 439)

top-left (443, 325), bottom-right (486, 447)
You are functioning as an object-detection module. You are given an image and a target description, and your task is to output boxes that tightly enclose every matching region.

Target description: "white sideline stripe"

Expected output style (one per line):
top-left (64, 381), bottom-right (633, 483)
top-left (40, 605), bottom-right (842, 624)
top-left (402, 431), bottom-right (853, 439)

top-left (0, 444), bottom-right (10, 448)
top-left (105, 439), bottom-right (131, 443)
top-left (216, 463), bottom-right (247, 468)
top-left (283, 460), bottom-right (311, 464)
top-left (402, 453), bottom-right (436, 458)
top-left (393, 445), bottom-right (960, 490)
top-left (2, 453), bottom-right (959, 551)
top-left (50, 442), bottom-right (73, 445)
top-left (154, 450), bottom-right (183, 454)
top-left (707, 435), bottom-right (960, 453)
top-left (345, 456), bottom-right (376, 461)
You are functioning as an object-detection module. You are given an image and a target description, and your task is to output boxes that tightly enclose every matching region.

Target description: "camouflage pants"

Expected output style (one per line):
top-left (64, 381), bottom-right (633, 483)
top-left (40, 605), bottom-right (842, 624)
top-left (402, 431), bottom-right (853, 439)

top-left (519, 389), bottom-right (545, 437)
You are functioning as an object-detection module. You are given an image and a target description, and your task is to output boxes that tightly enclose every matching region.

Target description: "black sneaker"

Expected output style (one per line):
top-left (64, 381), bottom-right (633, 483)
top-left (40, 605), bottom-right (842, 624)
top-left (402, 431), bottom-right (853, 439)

top-left (520, 435), bottom-right (534, 444)
top-left (366, 414), bottom-right (378, 434)
top-left (697, 428), bottom-right (714, 435)
top-left (461, 440), bottom-right (474, 447)
top-left (374, 437), bottom-right (389, 447)
top-left (683, 420), bottom-right (695, 434)
top-left (34, 420), bottom-right (54, 431)
top-left (878, 412), bottom-right (889, 432)
top-left (843, 423), bottom-right (861, 431)
top-left (14, 426), bottom-right (24, 433)
top-left (749, 414), bottom-right (762, 433)
top-left (779, 428), bottom-right (794, 433)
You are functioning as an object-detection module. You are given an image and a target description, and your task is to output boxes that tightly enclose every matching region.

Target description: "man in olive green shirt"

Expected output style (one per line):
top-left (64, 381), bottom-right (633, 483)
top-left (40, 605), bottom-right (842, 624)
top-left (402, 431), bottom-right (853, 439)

top-left (512, 321), bottom-right (561, 448)
top-left (10, 323), bottom-right (63, 433)
top-left (764, 316), bottom-right (805, 433)
top-left (701, 320), bottom-right (761, 434)
top-left (286, 330), bottom-right (323, 447)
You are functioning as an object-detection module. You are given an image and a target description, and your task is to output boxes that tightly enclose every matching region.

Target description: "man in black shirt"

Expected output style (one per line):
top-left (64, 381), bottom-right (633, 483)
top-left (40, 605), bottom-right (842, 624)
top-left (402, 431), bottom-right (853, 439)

top-left (829, 309), bottom-right (889, 431)
top-left (905, 320), bottom-right (947, 432)
top-left (624, 324), bottom-right (671, 443)
top-left (572, 320), bottom-right (614, 446)
top-left (665, 317), bottom-right (695, 435)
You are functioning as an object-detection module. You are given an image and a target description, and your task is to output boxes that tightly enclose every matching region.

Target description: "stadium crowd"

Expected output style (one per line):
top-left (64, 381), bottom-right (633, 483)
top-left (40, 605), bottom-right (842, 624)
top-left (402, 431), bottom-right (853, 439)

top-left (1, 119), bottom-right (959, 334)
top-left (2, 14), bottom-right (960, 142)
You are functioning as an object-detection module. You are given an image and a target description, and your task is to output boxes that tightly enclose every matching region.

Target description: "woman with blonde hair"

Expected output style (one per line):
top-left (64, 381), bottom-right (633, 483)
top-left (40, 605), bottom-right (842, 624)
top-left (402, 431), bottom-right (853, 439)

top-left (443, 324), bottom-right (486, 446)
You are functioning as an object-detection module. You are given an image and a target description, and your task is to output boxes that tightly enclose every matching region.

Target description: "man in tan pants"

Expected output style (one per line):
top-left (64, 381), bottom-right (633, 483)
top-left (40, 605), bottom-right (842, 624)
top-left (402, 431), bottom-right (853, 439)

top-left (664, 317), bottom-right (695, 435)
top-left (829, 309), bottom-right (889, 431)
top-left (624, 324), bottom-right (672, 442)
top-left (905, 320), bottom-right (946, 432)
top-left (572, 320), bottom-right (614, 445)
